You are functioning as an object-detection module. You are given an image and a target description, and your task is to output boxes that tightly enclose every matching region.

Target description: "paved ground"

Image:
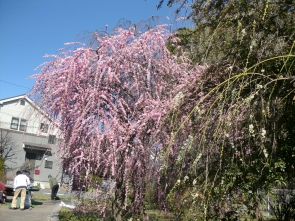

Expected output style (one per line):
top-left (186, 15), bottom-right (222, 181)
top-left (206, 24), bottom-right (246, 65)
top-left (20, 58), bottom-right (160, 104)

top-left (0, 189), bottom-right (74, 221)
top-left (0, 188), bottom-right (105, 220)
top-left (0, 199), bottom-right (62, 221)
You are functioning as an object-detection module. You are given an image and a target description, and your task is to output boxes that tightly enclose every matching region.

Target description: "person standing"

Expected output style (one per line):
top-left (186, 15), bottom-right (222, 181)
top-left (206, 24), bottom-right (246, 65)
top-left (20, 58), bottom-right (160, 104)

top-left (48, 174), bottom-right (59, 200)
top-left (11, 171), bottom-right (30, 210)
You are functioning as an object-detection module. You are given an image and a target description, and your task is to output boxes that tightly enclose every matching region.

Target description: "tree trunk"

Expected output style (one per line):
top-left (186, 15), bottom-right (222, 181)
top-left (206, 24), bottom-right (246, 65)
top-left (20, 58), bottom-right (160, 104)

top-left (111, 175), bottom-right (125, 221)
top-left (112, 201), bottom-right (123, 221)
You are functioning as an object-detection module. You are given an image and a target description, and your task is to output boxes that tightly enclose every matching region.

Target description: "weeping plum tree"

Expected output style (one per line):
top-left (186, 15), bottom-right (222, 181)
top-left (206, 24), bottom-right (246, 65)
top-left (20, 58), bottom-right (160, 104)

top-left (31, 25), bottom-right (204, 220)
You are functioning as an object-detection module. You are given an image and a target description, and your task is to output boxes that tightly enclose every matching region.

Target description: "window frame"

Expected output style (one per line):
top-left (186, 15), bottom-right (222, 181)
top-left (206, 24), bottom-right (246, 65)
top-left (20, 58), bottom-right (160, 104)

top-left (10, 117), bottom-right (19, 130)
top-left (40, 123), bottom-right (49, 133)
top-left (48, 135), bottom-right (56, 144)
top-left (20, 100), bottom-right (25, 106)
top-left (45, 160), bottom-right (53, 169)
top-left (19, 119), bottom-right (27, 131)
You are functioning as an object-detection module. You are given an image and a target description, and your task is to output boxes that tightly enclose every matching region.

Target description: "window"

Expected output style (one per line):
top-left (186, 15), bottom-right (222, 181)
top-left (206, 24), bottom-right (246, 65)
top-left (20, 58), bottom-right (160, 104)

top-left (20, 100), bottom-right (25, 105)
top-left (40, 123), bottom-right (49, 133)
top-left (10, 117), bottom-right (19, 130)
top-left (48, 135), bottom-right (56, 144)
top-left (45, 160), bottom-right (53, 169)
top-left (19, 119), bottom-right (27, 131)
top-left (10, 118), bottom-right (27, 131)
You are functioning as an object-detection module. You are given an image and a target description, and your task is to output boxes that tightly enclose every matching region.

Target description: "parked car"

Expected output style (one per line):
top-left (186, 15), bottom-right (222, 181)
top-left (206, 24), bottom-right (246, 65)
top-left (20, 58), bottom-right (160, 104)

top-left (5, 182), bottom-right (40, 196)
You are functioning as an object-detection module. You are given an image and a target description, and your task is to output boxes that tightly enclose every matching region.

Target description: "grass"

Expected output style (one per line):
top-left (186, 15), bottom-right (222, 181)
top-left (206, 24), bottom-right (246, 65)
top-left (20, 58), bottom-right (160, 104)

top-left (0, 192), bottom-right (76, 207)
top-left (31, 193), bottom-right (52, 201)
top-left (32, 193), bottom-right (75, 201)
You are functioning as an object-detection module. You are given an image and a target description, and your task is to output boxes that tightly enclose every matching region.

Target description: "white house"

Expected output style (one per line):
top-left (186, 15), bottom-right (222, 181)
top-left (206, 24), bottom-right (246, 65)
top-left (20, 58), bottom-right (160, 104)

top-left (0, 94), bottom-right (62, 188)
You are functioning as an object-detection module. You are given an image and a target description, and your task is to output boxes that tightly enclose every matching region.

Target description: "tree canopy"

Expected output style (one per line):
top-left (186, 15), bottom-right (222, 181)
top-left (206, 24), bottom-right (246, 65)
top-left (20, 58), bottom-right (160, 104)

top-left (31, 24), bottom-right (205, 220)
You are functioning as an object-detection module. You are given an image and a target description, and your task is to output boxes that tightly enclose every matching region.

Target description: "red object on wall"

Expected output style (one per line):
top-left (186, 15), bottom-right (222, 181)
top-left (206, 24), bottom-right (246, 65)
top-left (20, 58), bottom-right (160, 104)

top-left (0, 182), bottom-right (5, 191)
top-left (35, 169), bottom-right (40, 175)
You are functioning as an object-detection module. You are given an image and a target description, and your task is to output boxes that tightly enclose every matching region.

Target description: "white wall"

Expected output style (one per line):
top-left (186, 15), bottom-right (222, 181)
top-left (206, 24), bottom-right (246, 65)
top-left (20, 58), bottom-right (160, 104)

top-left (0, 96), bottom-right (62, 186)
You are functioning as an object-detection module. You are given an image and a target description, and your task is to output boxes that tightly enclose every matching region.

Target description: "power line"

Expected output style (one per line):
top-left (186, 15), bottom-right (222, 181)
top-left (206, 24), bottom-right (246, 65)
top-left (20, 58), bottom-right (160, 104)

top-left (0, 79), bottom-right (31, 89)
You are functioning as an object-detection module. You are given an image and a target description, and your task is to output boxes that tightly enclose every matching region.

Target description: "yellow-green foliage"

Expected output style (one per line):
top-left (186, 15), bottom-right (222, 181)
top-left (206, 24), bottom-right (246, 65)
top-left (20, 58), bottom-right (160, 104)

top-left (167, 179), bottom-right (196, 220)
top-left (90, 174), bottom-right (102, 187)
top-left (0, 157), bottom-right (5, 180)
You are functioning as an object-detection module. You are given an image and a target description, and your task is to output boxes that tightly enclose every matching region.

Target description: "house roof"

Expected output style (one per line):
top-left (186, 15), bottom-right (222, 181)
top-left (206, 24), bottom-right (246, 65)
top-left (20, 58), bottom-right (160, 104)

top-left (0, 94), bottom-right (52, 122)
top-left (0, 94), bottom-right (29, 104)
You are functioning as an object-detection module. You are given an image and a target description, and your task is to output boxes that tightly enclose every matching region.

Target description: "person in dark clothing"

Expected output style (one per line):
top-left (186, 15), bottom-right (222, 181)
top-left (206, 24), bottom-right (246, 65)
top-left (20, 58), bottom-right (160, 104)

top-left (0, 191), bottom-right (7, 204)
top-left (48, 174), bottom-right (59, 200)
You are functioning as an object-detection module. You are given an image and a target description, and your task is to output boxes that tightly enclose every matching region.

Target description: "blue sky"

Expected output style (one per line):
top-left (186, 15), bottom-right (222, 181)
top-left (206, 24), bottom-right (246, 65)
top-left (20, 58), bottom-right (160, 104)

top-left (0, 0), bottom-right (190, 100)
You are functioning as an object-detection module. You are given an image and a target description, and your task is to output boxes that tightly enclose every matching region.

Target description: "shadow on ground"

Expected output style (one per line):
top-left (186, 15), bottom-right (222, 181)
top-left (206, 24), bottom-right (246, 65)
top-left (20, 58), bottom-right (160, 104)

top-left (4, 198), bottom-right (43, 206)
top-left (31, 199), bottom-right (43, 205)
